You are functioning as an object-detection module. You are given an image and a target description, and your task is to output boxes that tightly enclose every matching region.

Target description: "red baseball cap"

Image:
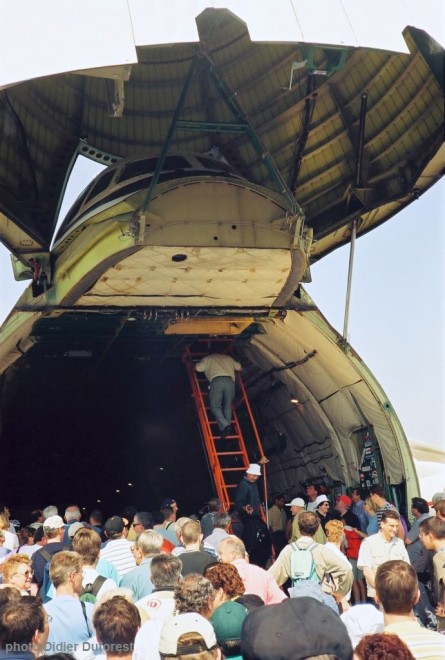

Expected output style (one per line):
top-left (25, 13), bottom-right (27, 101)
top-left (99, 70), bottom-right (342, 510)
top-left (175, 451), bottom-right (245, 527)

top-left (337, 495), bottom-right (352, 507)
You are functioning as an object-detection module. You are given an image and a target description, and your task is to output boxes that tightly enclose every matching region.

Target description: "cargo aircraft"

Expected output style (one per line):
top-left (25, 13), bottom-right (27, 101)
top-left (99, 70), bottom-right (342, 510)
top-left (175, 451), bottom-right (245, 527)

top-left (0, 7), bottom-right (443, 510)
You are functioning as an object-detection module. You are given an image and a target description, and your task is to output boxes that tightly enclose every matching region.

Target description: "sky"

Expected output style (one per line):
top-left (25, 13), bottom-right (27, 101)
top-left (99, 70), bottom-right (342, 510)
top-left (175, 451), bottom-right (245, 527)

top-left (0, 1), bottom-right (444, 495)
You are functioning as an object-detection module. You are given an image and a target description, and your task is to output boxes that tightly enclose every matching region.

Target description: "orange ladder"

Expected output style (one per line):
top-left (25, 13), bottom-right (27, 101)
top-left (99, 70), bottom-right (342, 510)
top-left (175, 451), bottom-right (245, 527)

top-left (182, 342), bottom-right (267, 514)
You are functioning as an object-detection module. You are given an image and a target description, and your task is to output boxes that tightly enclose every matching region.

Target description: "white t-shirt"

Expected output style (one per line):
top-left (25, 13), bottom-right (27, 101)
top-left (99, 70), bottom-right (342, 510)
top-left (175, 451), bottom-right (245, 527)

top-left (82, 568), bottom-right (117, 599)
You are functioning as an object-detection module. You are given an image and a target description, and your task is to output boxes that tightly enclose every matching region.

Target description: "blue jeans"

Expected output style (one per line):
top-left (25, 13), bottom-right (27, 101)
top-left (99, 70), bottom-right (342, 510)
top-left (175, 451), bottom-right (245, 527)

top-left (209, 376), bottom-right (235, 431)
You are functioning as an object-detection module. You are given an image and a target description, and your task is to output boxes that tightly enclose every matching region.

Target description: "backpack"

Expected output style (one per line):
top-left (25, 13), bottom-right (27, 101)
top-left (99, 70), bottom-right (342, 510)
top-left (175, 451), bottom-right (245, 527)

top-left (38, 548), bottom-right (55, 603)
top-left (79, 575), bottom-right (107, 603)
top-left (290, 541), bottom-right (319, 586)
top-left (242, 516), bottom-right (271, 554)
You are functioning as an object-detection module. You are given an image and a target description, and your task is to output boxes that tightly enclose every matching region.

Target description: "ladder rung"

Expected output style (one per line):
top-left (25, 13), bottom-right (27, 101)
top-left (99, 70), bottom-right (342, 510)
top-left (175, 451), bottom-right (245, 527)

top-left (221, 467), bottom-right (247, 472)
top-left (215, 451), bottom-right (244, 456)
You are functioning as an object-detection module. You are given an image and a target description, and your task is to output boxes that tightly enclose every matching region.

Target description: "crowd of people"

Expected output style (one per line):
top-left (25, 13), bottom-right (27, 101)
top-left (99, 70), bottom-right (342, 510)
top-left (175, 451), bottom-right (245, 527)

top-left (1, 472), bottom-right (445, 660)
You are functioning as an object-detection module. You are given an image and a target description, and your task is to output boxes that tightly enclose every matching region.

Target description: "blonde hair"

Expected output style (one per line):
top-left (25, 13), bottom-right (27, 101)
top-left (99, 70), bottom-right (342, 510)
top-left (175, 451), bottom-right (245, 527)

top-left (181, 521), bottom-right (202, 544)
top-left (0, 513), bottom-right (9, 531)
top-left (49, 551), bottom-right (82, 588)
top-left (2, 554), bottom-right (31, 582)
top-left (325, 519), bottom-right (344, 545)
top-left (365, 497), bottom-right (379, 514)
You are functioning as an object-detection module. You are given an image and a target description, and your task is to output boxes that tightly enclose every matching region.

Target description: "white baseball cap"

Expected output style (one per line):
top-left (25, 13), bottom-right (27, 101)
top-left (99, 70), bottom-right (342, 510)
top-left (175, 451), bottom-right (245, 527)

top-left (246, 463), bottom-right (261, 476)
top-left (43, 515), bottom-right (64, 529)
top-left (285, 498), bottom-right (305, 508)
top-left (159, 613), bottom-right (217, 655)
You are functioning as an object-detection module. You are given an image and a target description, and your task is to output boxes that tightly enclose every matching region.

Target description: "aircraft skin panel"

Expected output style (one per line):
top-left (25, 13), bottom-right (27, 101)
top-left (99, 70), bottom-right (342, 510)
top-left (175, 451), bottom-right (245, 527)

top-left (0, 10), bottom-right (442, 260)
top-left (240, 304), bottom-right (418, 499)
top-left (76, 245), bottom-right (304, 308)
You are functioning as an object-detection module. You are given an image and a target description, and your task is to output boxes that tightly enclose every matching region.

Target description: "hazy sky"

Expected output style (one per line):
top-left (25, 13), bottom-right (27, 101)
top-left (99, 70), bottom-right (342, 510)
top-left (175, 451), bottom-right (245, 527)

top-left (0, 1), bottom-right (444, 481)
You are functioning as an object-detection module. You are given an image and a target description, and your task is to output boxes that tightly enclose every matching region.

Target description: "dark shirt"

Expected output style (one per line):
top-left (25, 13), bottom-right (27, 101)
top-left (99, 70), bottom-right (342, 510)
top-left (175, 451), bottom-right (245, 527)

top-left (235, 477), bottom-right (261, 518)
top-left (31, 541), bottom-right (65, 586)
top-left (200, 512), bottom-right (215, 539)
top-left (338, 510), bottom-right (360, 529)
top-left (316, 510), bottom-right (334, 532)
top-left (179, 550), bottom-right (214, 576)
top-left (0, 652), bottom-right (35, 660)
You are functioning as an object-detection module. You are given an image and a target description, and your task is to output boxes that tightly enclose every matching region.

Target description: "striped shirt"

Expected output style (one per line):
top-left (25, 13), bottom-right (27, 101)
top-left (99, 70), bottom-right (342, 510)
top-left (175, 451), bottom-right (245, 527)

top-left (99, 538), bottom-right (136, 577)
top-left (384, 620), bottom-right (445, 659)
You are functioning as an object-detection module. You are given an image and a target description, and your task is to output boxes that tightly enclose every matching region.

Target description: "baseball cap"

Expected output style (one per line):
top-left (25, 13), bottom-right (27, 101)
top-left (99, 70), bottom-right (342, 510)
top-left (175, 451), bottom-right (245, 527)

top-left (246, 463), bottom-right (261, 476)
top-left (161, 498), bottom-right (177, 508)
top-left (337, 495), bottom-right (352, 507)
top-left (285, 497), bottom-right (305, 507)
top-left (104, 515), bottom-right (125, 533)
top-left (315, 494), bottom-right (329, 507)
top-left (159, 613), bottom-right (217, 656)
top-left (431, 492), bottom-right (445, 506)
top-left (43, 515), bottom-right (64, 529)
top-left (68, 522), bottom-right (85, 539)
top-left (210, 601), bottom-right (248, 645)
top-left (241, 597), bottom-right (353, 660)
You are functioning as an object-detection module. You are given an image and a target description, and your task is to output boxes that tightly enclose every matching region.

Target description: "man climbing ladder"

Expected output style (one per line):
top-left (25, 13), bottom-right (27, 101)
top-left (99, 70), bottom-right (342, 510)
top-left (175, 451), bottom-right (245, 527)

top-left (195, 351), bottom-right (242, 437)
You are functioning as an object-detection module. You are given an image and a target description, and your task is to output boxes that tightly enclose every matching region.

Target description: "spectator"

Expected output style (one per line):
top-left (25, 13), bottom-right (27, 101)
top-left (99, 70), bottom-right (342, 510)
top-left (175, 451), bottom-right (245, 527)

top-left (325, 519), bottom-right (353, 609)
top-left (0, 530), bottom-right (10, 560)
top-left (354, 632), bottom-right (415, 659)
top-left (135, 554), bottom-right (182, 623)
top-left (305, 483), bottom-right (321, 512)
top-left (159, 612), bottom-right (219, 659)
top-left (351, 487), bottom-right (369, 533)
top-left (153, 510), bottom-right (177, 548)
top-left (133, 555), bottom-right (183, 658)
top-left (18, 527), bottom-right (40, 559)
top-left (1, 555), bottom-right (33, 595)
top-left (405, 497), bottom-right (431, 565)
top-left (357, 509), bottom-right (409, 604)
top-left (72, 527), bottom-right (118, 600)
top-left (0, 596), bottom-right (49, 658)
top-left (177, 521), bottom-right (213, 577)
top-left (44, 551), bottom-right (93, 645)
top-left (268, 511), bottom-right (352, 608)
top-left (363, 496), bottom-right (379, 536)
top-left (200, 498), bottom-right (222, 539)
top-left (42, 506), bottom-right (58, 521)
top-left (369, 487), bottom-right (404, 539)
top-left (419, 516), bottom-right (445, 632)
top-left (203, 513), bottom-right (233, 554)
top-left (314, 494), bottom-right (334, 532)
top-left (94, 595), bottom-right (141, 660)
top-left (218, 537), bottom-right (286, 605)
top-left (203, 562), bottom-right (245, 611)
top-left (211, 600), bottom-right (248, 658)
top-left (31, 515), bottom-right (66, 589)
top-left (286, 497), bottom-right (325, 544)
top-left (174, 573), bottom-right (215, 619)
top-left (375, 559), bottom-right (445, 656)
top-left (88, 509), bottom-right (104, 535)
top-left (335, 495), bottom-right (360, 529)
top-left (268, 494), bottom-right (287, 555)
top-left (0, 513), bottom-right (18, 552)
top-left (121, 530), bottom-right (163, 600)
top-left (241, 597), bottom-right (353, 660)
top-left (100, 516), bottom-right (136, 578)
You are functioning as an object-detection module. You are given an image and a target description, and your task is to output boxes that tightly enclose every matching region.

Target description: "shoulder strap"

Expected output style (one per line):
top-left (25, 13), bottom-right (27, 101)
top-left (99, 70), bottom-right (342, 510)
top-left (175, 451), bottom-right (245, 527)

top-left (165, 521), bottom-right (174, 530)
top-left (39, 548), bottom-right (52, 563)
top-left (80, 600), bottom-right (92, 637)
top-left (92, 575), bottom-right (107, 596)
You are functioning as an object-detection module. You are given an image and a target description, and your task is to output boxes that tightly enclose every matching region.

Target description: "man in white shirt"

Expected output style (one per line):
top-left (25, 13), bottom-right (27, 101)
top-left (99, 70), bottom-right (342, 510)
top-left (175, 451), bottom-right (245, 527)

top-left (195, 352), bottom-right (241, 437)
top-left (357, 509), bottom-right (410, 602)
